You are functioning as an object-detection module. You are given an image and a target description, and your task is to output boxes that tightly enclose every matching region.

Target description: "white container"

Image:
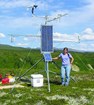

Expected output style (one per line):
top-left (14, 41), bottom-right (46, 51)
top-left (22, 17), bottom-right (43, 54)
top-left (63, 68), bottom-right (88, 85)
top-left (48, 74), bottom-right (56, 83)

top-left (9, 77), bottom-right (15, 83)
top-left (31, 74), bottom-right (43, 87)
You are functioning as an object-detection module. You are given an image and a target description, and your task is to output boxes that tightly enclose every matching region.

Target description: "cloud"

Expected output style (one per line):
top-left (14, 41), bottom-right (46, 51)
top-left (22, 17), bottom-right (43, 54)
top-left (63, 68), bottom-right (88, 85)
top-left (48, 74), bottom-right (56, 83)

top-left (51, 0), bottom-right (94, 29)
top-left (53, 32), bottom-right (79, 42)
top-left (1, 0), bottom-right (94, 31)
top-left (82, 28), bottom-right (93, 34)
top-left (17, 43), bottom-right (28, 47)
top-left (81, 35), bottom-right (94, 40)
top-left (0, 0), bottom-right (94, 26)
top-left (81, 28), bottom-right (94, 40)
top-left (52, 28), bottom-right (94, 51)
top-left (0, 33), bottom-right (5, 38)
top-left (53, 28), bottom-right (94, 42)
top-left (76, 42), bottom-right (94, 51)
top-left (91, 43), bottom-right (94, 47)
top-left (0, 16), bottom-right (42, 31)
top-left (23, 37), bottom-right (28, 41)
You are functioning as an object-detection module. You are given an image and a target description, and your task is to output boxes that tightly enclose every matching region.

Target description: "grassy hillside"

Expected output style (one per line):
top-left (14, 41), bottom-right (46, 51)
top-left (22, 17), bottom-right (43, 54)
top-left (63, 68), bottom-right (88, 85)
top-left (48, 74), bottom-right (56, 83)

top-left (0, 45), bottom-right (94, 105)
top-left (0, 45), bottom-right (94, 76)
top-left (0, 44), bottom-right (26, 50)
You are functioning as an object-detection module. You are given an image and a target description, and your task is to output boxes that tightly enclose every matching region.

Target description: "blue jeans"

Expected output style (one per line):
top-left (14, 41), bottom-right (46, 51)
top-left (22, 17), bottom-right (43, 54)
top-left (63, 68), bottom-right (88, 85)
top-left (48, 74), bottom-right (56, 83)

top-left (61, 65), bottom-right (71, 85)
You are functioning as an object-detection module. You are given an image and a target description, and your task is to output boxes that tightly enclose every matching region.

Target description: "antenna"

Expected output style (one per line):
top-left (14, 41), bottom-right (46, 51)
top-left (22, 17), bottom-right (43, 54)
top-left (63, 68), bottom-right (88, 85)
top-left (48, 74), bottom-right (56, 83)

top-left (9, 34), bottom-right (41, 43)
top-left (44, 13), bottom-right (68, 25)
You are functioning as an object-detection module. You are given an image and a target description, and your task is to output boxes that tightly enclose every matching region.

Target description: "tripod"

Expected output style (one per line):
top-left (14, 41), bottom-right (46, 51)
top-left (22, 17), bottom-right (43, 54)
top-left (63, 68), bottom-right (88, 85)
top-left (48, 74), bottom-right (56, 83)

top-left (18, 53), bottom-right (63, 92)
top-left (17, 56), bottom-right (56, 92)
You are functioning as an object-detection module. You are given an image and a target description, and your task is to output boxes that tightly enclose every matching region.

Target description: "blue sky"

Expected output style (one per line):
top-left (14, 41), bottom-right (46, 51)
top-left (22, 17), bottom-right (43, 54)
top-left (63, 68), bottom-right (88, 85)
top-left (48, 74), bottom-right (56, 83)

top-left (0, 0), bottom-right (94, 51)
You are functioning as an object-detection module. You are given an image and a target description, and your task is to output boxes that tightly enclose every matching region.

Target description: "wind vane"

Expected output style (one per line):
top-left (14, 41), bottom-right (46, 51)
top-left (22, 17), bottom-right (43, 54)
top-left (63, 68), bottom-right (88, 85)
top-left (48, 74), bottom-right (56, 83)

top-left (28, 5), bottom-right (38, 15)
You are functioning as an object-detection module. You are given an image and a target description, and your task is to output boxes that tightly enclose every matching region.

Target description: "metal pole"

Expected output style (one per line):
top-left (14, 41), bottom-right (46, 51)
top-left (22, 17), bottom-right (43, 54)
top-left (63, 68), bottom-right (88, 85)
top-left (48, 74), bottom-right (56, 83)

top-left (45, 61), bottom-right (50, 92)
top-left (18, 57), bottom-right (44, 80)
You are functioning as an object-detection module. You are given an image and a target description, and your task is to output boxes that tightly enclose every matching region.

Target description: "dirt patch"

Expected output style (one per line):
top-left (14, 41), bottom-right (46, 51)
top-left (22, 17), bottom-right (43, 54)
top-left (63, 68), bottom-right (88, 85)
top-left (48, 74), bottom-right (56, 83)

top-left (0, 84), bottom-right (24, 89)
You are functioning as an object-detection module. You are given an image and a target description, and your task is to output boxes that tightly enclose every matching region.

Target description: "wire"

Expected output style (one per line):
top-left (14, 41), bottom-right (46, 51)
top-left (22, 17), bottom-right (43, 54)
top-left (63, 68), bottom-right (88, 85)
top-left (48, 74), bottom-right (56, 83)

top-left (16, 48), bottom-right (32, 77)
top-left (73, 52), bottom-right (90, 70)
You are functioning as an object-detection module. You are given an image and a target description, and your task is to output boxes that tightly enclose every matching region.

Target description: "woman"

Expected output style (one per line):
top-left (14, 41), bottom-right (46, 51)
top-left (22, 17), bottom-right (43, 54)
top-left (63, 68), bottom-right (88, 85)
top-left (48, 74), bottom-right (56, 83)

top-left (52, 47), bottom-right (74, 86)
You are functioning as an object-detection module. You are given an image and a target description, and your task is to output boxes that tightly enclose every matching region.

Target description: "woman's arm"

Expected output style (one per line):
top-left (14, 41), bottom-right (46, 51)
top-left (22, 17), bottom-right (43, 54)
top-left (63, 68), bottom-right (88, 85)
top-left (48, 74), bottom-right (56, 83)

top-left (70, 56), bottom-right (74, 64)
top-left (52, 56), bottom-right (60, 60)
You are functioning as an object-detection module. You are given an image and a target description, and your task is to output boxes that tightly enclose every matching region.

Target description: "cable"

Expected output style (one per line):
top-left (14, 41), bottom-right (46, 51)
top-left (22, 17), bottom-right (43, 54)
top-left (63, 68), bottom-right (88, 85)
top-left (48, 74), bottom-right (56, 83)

top-left (74, 52), bottom-right (90, 70)
top-left (16, 48), bottom-right (32, 78)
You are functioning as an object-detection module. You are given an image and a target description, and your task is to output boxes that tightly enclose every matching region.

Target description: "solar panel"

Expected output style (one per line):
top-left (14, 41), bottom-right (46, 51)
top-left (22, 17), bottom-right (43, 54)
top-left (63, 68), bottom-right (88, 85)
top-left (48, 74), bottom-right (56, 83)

top-left (41, 25), bottom-right (53, 53)
top-left (43, 53), bottom-right (52, 61)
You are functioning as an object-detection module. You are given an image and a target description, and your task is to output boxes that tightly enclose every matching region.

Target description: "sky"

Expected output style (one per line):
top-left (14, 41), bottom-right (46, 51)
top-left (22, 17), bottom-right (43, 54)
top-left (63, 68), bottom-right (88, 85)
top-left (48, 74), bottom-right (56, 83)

top-left (0, 0), bottom-right (94, 51)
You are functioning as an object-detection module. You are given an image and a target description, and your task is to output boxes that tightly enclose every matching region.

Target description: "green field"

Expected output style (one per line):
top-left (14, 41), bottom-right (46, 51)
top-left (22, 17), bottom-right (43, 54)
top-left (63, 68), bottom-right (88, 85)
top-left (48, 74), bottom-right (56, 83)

top-left (0, 44), bottom-right (94, 105)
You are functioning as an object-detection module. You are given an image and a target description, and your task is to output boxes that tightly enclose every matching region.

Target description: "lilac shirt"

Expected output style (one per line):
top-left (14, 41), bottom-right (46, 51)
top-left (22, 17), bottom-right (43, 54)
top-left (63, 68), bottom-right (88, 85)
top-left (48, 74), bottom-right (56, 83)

top-left (59, 53), bottom-right (72, 66)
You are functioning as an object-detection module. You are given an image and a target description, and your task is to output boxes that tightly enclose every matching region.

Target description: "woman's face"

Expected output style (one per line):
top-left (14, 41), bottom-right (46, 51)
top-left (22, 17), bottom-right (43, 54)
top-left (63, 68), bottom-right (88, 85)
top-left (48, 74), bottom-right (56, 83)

top-left (63, 49), bottom-right (68, 54)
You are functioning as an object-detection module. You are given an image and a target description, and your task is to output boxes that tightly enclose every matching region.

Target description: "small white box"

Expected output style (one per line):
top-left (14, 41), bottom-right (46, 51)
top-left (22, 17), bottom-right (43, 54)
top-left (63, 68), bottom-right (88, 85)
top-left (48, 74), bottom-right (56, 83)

top-left (31, 74), bottom-right (43, 87)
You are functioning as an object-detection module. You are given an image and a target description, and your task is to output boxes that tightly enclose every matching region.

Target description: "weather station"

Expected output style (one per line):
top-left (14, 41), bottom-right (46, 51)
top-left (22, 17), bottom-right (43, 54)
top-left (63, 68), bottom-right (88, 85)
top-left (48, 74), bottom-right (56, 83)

top-left (9, 4), bottom-right (80, 92)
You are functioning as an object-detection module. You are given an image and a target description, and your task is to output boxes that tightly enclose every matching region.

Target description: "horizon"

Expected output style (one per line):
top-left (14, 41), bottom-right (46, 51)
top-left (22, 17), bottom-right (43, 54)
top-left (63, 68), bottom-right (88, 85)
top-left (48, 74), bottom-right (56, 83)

top-left (0, 43), bottom-right (94, 53)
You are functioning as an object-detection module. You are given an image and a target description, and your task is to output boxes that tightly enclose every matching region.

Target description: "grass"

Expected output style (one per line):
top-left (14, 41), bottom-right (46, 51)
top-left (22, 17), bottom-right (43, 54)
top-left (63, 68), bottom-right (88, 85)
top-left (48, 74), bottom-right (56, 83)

top-left (0, 46), bottom-right (94, 105)
top-left (0, 70), bottom-right (94, 105)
